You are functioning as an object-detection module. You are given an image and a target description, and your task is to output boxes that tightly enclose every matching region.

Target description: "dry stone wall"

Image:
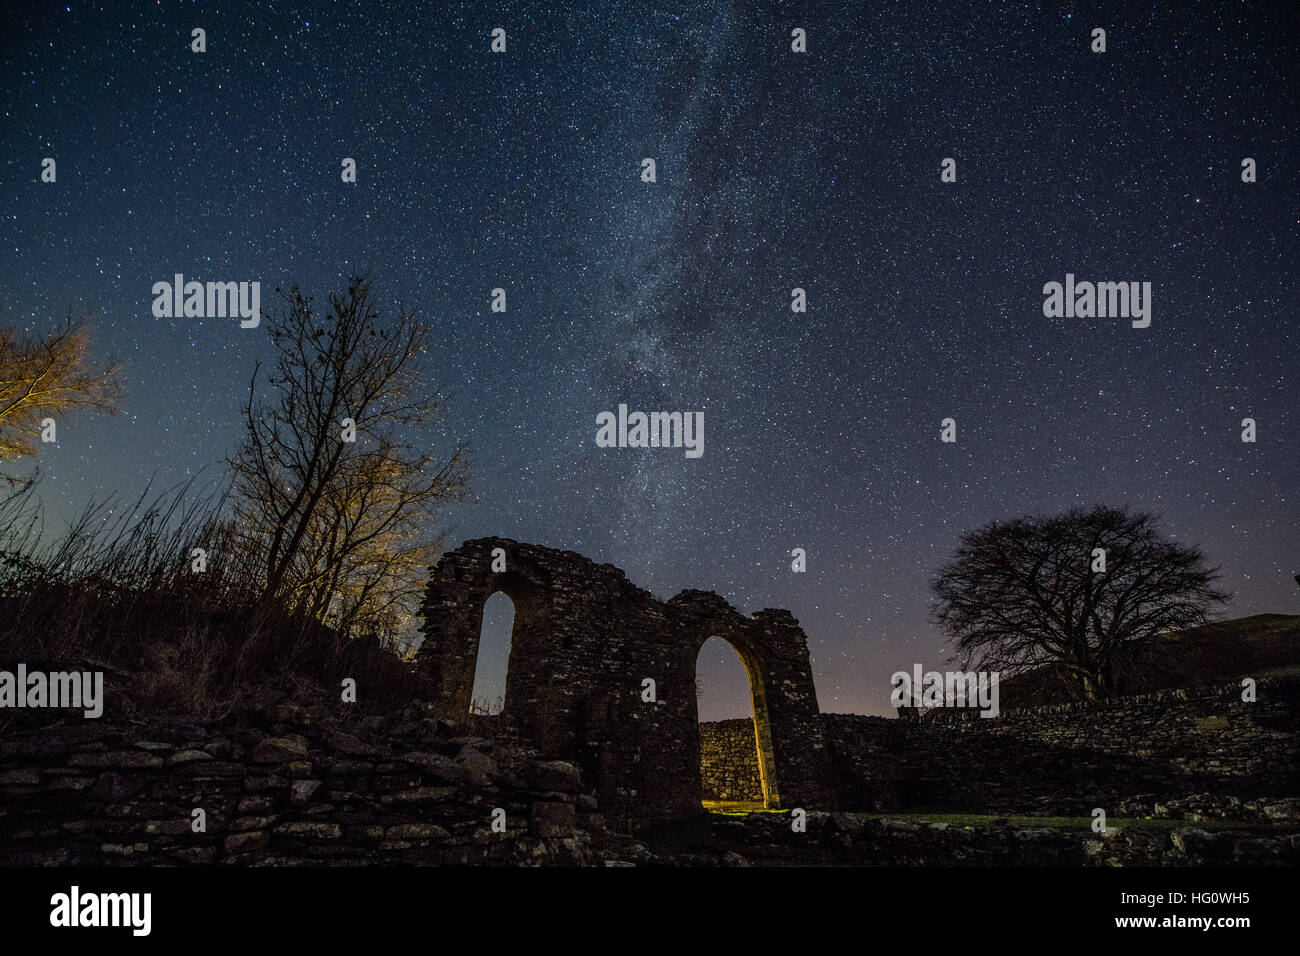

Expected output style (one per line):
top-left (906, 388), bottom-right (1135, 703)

top-left (699, 676), bottom-right (1299, 815)
top-left (0, 702), bottom-right (642, 866)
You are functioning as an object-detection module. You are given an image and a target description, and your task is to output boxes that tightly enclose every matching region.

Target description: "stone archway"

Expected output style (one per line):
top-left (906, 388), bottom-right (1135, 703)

top-left (419, 538), bottom-right (835, 825)
top-left (694, 634), bottom-right (780, 808)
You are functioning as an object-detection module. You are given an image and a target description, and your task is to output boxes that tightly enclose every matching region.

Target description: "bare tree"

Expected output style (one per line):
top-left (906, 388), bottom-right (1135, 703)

top-left (931, 505), bottom-right (1230, 700)
top-left (228, 276), bottom-right (468, 637)
top-left (0, 316), bottom-right (122, 465)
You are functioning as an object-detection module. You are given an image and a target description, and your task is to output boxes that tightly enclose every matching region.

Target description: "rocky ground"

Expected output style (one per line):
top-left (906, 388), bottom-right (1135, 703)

top-left (638, 809), bottom-right (1300, 866)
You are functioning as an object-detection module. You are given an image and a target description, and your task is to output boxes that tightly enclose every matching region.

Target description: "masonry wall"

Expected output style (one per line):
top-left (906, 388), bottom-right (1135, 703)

top-left (699, 718), bottom-right (763, 801)
top-left (7, 681), bottom-right (1296, 865)
top-left (0, 704), bottom-right (629, 866)
top-left (703, 676), bottom-right (1300, 814)
top-left (846, 676), bottom-right (1299, 812)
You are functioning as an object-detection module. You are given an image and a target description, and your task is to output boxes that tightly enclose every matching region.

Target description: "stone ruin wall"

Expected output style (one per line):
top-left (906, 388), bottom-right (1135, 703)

top-left (701, 676), bottom-right (1299, 814)
top-left (0, 703), bottom-right (627, 867)
top-left (420, 539), bottom-right (1299, 822)
top-left (417, 537), bottom-right (835, 826)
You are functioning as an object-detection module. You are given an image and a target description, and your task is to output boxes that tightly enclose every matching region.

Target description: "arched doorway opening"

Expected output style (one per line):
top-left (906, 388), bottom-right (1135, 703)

top-left (469, 591), bottom-right (514, 715)
top-left (696, 636), bottom-right (779, 811)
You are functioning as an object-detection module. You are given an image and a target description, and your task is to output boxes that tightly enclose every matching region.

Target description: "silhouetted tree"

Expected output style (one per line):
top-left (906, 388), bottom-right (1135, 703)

top-left (228, 276), bottom-right (468, 637)
top-left (931, 505), bottom-right (1230, 700)
top-left (0, 316), bottom-right (122, 469)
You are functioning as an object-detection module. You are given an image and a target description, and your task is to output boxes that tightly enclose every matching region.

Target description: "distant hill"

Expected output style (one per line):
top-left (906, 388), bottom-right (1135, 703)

top-left (997, 614), bottom-right (1300, 709)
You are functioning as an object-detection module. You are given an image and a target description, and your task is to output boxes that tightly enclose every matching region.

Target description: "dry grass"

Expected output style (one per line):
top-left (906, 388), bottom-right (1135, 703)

top-left (0, 476), bottom-right (433, 721)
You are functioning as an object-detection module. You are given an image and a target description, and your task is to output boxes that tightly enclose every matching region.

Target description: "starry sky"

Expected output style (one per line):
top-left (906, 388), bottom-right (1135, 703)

top-left (2, 1), bottom-right (1296, 718)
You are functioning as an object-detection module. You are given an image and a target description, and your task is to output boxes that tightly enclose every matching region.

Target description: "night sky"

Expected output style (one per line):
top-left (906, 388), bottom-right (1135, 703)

top-left (3, 1), bottom-right (1296, 718)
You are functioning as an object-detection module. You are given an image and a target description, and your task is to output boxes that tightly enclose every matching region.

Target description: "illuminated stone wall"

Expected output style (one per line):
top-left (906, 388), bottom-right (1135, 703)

top-left (699, 718), bottom-right (763, 801)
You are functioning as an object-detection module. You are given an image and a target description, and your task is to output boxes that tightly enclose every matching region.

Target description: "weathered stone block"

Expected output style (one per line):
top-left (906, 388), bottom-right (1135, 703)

top-left (275, 822), bottom-right (341, 839)
top-left (530, 801), bottom-right (576, 838)
top-left (386, 823), bottom-right (451, 840)
top-left (290, 779), bottom-right (322, 805)
top-left (252, 735), bottom-right (309, 763)
top-left (224, 830), bottom-right (271, 853)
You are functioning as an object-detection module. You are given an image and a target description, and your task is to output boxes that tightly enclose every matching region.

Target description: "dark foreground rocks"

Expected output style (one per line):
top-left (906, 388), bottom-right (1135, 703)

top-left (0, 699), bottom-right (649, 866)
top-left (636, 811), bottom-right (1300, 867)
